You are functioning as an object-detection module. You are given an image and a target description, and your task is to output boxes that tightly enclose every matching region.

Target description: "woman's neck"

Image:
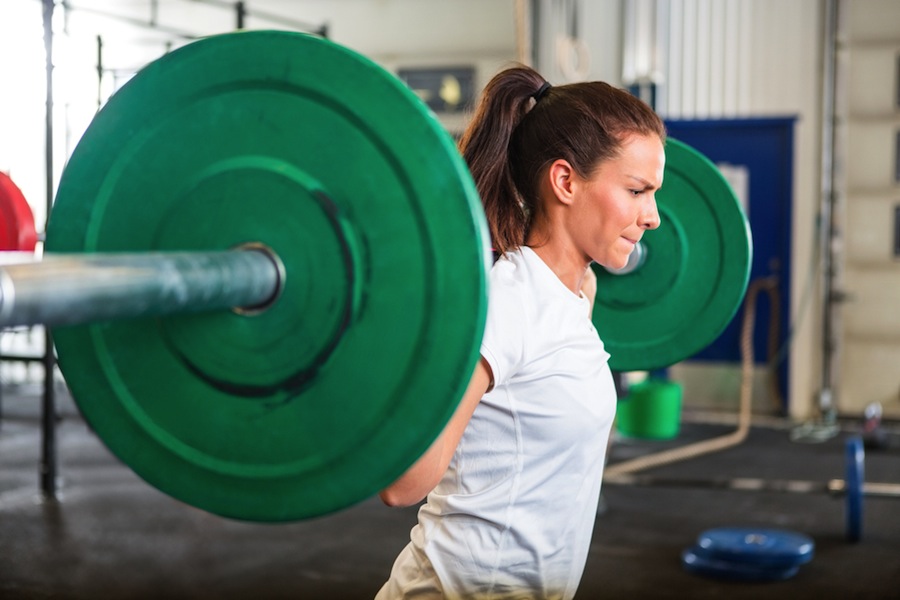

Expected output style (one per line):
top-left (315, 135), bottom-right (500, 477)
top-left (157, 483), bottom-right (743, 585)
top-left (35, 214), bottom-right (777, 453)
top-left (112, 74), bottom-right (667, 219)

top-left (525, 238), bottom-right (590, 295)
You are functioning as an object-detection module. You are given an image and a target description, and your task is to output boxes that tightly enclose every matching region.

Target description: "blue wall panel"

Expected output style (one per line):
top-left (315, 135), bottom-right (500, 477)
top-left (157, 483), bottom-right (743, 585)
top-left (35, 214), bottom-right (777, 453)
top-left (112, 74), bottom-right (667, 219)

top-left (664, 118), bottom-right (796, 408)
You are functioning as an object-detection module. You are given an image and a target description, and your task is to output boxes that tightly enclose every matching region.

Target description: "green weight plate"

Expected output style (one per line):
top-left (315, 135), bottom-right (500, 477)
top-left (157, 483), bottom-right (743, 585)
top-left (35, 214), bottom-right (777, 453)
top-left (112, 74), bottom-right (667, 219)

top-left (592, 138), bottom-right (752, 372)
top-left (46, 31), bottom-right (490, 521)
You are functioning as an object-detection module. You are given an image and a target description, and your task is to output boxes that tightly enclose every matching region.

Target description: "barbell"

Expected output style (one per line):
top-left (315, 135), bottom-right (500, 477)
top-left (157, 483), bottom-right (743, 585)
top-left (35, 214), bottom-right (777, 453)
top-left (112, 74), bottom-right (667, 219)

top-left (0, 31), bottom-right (751, 521)
top-left (604, 437), bottom-right (900, 542)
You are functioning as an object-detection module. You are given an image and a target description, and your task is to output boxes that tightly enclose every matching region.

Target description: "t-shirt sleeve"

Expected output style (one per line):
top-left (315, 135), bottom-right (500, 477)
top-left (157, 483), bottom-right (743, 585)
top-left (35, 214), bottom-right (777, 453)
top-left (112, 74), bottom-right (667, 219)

top-left (479, 271), bottom-right (526, 390)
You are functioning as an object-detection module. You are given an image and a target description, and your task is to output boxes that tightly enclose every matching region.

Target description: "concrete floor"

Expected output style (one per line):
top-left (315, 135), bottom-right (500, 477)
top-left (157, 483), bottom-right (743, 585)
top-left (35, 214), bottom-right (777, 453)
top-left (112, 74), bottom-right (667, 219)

top-left (1, 381), bottom-right (899, 599)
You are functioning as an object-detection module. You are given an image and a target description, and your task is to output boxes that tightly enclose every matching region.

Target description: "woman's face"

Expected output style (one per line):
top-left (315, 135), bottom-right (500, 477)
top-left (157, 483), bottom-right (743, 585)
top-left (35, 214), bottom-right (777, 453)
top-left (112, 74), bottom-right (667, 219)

top-left (567, 133), bottom-right (665, 270)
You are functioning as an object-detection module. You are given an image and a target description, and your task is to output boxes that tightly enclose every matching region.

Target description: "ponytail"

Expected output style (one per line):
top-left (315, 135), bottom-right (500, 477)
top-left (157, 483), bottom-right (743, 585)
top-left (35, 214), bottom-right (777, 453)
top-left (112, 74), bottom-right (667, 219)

top-left (458, 66), bottom-right (547, 255)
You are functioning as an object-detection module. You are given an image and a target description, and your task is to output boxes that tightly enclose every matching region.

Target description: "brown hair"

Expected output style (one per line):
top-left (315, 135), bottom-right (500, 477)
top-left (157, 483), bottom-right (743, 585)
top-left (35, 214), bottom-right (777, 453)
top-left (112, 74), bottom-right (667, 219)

top-left (458, 66), bottom-right (666, 255)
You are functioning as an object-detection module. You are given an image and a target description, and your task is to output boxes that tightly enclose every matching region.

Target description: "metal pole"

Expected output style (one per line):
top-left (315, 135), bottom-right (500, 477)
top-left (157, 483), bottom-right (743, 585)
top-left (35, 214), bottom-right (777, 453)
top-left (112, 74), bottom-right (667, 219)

top-left (793, 0), bottom-right (842, 443)
top-left (41, 0), bottom-right (57, 500)
top-left (96, 35), bottom-right (103, 111)
top-left (236, 1), bottom-right (246, 30)
top-left (818, 0), bottom-right (840, 426)
top-left (604, 474), bottom-right (900, 499)
top-left (0, 250), bottom-right (283, 329)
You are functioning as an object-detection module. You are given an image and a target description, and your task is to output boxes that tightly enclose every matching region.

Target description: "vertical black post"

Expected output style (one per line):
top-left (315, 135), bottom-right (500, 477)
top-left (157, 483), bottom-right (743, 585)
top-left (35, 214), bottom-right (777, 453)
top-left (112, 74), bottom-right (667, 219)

top-left (895, 129), bottom-right (900, 184)
top-left (894, 204), bottom-right (900, 259)
top-left (96, 35), bottom-right (103, 111)
top-left (817, 0), bottom-right (840, 432)
top-left (236, 1), bottom-right (246, 30)
top-left (41, 0), bottom-right (59, 500)
top-left (896, 53), bottom-right (900, 110)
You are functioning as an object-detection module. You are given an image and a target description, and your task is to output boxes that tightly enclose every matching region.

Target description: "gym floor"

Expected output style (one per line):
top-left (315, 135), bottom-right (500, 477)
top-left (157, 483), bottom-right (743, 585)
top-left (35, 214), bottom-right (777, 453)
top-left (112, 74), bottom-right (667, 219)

top-left (1, 381), bottom-right (898, 599)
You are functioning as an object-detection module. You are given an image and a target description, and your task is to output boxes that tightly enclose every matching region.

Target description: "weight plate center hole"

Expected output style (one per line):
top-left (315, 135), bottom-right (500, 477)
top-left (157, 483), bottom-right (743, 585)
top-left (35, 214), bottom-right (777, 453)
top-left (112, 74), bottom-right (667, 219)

top-left (233, 242), bottom-right (286, 316)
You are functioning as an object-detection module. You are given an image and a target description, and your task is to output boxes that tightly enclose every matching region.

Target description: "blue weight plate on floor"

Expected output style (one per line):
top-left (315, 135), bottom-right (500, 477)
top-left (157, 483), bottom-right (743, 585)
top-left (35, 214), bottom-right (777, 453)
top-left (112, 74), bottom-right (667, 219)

top-left (696, 527), bottom-right (814, 568)
top-left (845, 436), bottom-right (864, 542)
top-left (682, 545), bottom-right (801, 582)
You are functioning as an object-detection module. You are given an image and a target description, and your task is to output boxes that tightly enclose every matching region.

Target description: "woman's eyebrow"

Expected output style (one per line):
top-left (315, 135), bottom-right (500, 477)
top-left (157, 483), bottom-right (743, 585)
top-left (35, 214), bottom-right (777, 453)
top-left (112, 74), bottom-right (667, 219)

top-left (627, 175), bottom-right (656, 189)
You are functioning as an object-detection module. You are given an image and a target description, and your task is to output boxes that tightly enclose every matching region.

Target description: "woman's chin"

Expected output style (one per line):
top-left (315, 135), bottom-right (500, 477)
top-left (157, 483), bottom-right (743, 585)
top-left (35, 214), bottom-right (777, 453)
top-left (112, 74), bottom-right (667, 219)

top-left (602, 257), bottom-right (629, 272)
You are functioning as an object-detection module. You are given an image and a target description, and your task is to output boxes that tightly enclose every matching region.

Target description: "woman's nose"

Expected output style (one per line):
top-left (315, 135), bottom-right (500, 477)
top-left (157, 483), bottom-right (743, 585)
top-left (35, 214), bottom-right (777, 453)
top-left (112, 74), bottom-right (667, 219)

top-left (640, 197), bottom-right (661, 230)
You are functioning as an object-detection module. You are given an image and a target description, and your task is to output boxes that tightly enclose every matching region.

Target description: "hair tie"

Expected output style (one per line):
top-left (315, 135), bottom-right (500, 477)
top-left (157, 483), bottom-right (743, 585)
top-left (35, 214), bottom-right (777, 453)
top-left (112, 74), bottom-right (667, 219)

top-left (532, 81), bottom-right (551, 102)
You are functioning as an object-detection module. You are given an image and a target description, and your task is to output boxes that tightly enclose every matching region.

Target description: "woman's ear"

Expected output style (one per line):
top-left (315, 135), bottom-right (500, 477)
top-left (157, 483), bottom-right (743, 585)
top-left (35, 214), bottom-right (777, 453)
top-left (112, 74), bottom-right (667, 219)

top-left (547, 159), bottom-right (576, 206)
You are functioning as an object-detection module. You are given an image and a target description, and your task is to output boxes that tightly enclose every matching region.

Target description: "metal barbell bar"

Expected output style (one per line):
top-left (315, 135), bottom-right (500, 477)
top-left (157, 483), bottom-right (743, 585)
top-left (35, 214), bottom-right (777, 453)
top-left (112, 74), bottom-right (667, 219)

top-left (0, 248), bottom-right (284, 328)
top-left (603, 474), bottom-right (900, 499)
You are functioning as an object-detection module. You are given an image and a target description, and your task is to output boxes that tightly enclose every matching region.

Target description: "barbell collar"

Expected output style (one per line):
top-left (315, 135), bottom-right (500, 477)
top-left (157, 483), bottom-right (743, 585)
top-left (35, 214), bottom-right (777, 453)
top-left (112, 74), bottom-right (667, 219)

top-left (0, 248), bottom-right (283, 329)
top-left (603, 240), bottom-right (647, 276)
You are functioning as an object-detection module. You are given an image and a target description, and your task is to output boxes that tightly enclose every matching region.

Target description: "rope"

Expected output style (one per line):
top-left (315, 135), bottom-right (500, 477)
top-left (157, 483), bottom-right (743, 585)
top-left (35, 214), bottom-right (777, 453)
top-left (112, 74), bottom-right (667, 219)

top-left (604, 277), bottom-right (776, 479)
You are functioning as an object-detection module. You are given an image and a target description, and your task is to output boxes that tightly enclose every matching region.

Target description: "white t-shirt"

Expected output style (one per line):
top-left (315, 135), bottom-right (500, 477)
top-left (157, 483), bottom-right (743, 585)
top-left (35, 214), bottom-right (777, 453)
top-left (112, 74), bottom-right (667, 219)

top-left (377, 247), bottom-right (616, 600)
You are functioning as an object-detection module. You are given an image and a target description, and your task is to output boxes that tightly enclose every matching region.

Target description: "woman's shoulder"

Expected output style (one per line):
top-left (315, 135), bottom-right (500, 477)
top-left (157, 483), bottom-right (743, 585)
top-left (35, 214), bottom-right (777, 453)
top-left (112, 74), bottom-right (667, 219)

top-left (491, 246), bottom-right (529, 275)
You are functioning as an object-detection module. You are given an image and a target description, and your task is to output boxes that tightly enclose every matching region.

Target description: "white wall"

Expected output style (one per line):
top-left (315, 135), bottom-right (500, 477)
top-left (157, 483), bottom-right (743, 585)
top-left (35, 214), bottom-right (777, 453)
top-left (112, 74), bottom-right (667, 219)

top-left (531, 0), bottom-right (624, 85)
top-left (837, 0), bottom-right (900, 417)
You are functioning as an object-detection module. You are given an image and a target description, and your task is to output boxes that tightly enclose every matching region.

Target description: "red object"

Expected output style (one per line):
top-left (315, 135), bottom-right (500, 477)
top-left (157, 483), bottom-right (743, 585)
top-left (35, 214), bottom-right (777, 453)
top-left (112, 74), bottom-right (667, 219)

top-left (0, 171), bottom-right (38, 252)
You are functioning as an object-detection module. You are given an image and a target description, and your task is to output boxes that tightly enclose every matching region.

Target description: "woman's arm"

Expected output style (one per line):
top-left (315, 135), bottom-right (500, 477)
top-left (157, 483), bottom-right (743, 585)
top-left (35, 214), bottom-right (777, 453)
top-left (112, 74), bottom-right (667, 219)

top-left (378, 357), bottom-right (493, 507)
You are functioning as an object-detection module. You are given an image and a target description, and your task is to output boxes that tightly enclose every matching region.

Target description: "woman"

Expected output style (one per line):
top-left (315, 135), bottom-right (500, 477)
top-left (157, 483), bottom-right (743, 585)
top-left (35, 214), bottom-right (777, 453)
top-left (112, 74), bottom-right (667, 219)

top-left (377, 65), bottom-right (666, 599)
